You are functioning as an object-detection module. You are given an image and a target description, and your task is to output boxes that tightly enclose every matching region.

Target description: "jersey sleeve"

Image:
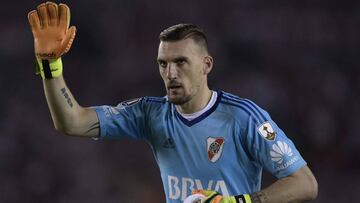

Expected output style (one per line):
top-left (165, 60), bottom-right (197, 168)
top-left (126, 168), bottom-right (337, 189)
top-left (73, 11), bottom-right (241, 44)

top-left (92, 98), bottom-right (148, 140)
top-left (242, 101), bottom-right (307, 178)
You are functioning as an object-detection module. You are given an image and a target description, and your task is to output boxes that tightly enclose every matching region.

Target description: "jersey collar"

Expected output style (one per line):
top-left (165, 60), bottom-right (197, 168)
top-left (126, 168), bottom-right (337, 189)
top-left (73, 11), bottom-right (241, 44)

top-left (174, 90), bottom-right (223, 127)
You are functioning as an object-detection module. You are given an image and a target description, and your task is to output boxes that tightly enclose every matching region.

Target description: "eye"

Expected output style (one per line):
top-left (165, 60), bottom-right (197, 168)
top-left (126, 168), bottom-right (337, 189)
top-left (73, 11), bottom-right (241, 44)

top-left (158, 60), bottom-right (167, 68)
top-left (175, 59), bottom-right (186, 66)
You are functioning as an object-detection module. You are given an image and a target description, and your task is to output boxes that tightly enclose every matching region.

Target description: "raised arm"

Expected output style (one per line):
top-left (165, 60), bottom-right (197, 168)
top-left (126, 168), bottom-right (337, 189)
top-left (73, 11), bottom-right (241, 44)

top-left (28, 2), bottom-right (99, 137)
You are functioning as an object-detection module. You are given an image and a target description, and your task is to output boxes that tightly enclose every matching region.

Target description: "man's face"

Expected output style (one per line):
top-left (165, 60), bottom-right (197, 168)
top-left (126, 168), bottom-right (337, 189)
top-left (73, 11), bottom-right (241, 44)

top-left (157, 38), bottom-right (209, 105)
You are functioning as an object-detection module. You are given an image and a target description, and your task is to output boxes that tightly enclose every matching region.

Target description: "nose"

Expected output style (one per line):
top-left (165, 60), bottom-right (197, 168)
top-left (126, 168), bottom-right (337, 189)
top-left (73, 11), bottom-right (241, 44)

top-left (166, 63), bottom-right (178, 80)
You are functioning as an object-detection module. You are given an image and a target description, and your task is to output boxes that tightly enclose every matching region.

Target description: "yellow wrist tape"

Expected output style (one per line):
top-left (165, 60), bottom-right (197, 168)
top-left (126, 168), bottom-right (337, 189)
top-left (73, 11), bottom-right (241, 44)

top-left (243, 194), bottom-right (252, 203)
top-left (232, 194), bottom-right (252, 203)
top-left (36, 58), bottom-right (63, 79)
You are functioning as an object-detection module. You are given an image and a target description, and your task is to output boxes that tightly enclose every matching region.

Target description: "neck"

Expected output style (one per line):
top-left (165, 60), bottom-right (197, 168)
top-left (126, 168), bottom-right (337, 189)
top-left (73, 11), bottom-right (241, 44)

top-left (176, 87), bottom-right (212, 114)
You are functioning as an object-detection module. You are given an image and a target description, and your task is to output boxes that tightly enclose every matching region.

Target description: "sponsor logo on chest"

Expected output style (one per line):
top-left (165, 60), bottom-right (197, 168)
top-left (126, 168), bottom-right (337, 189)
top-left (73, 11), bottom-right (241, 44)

top-left (167, 175), bottom-right (229, 201)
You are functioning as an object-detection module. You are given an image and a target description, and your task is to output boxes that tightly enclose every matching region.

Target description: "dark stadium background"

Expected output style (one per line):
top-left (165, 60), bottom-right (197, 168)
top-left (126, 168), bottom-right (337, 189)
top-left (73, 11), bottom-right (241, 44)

top-left (0, 0), bottom-right (359, 202)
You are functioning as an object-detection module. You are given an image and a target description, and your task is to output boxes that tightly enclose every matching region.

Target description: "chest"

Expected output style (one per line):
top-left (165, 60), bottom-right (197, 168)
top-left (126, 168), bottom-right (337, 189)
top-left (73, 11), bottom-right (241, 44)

top-left (148, 112), bottom-right (244, 174)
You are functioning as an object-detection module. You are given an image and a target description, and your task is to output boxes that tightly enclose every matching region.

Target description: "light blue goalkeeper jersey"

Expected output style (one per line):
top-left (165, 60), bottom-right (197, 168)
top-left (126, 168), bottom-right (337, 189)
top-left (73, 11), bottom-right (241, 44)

top-left (93, 91), bottom-right (306, 202)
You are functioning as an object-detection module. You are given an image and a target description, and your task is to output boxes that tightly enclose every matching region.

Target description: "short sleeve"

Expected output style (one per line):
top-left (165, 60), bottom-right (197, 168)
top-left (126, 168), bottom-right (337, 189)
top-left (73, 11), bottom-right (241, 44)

top-left (92, 98), bottom-right (148, 140)
top-left (243, 102), bottom-right (307, 178)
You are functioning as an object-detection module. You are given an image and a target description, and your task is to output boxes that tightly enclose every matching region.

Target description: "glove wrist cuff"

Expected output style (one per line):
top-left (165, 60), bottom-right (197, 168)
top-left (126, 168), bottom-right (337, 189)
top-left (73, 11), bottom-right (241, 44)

top-left (36, 58), bottom-right (63, 79)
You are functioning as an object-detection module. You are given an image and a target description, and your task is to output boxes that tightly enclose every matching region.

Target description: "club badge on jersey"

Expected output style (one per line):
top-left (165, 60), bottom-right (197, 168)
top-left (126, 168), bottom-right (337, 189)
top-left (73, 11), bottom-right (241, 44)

top-left (207, 137), bottom-right (225, 163)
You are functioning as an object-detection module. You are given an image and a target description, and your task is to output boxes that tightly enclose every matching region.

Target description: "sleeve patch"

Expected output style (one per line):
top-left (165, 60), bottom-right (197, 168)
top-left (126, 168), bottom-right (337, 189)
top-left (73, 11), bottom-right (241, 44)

top-left (115, 98), bottom-right (142, 110)
top-left (270, 141), bottom-right (300, 171)
top-left (121, 98), bottom-right (142, 106)
top-left (257, 121), bottom-right (276, 141)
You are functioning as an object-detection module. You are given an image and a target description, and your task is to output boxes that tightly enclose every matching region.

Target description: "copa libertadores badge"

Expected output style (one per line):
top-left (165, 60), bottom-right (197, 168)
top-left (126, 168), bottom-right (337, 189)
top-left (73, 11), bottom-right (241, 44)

top-left (206, 137), bottom-right (225, 162)
top-left (258, 121), bottom-right (276, 141)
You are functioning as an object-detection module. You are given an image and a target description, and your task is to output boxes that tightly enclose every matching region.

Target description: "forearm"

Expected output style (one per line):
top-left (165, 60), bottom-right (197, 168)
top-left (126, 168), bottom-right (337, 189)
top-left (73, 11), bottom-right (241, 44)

top-left (43, 75), bottom-right (79, 132)
top-left (250, 180), bottom-right (300, 203)
top-left (250, 166), bottom-right (318, 203)
top-left (43, 75), bottom-right (99, 137)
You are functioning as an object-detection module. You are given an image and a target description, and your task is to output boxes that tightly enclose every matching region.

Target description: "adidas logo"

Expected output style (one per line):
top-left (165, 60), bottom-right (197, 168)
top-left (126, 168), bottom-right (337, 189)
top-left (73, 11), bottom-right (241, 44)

top-left (163, 138), bottom-right (175, 149)
top-left (270, 141), bottom-right (293, 164)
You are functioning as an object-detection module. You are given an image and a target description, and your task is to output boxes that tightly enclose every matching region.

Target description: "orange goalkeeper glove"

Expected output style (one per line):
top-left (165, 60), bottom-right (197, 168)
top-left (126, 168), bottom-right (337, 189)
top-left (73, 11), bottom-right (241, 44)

top-left (191, 190), bottom-right (252, 203)
top-left (27, 2), bottom-right (76, 79)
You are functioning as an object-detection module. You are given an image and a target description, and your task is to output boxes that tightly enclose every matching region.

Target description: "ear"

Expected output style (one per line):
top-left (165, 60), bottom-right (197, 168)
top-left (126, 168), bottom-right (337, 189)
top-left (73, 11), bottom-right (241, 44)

top-left (203, 55), bottom-right (213, 75)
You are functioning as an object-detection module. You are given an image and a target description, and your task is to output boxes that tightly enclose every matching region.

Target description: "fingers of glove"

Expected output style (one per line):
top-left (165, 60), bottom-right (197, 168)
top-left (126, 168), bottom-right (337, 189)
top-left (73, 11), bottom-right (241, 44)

top-left (192, 189), bottom-right (206, 195)
top-left (37, 3), bottom-right (49, 28)
top-left (28, 10), bottom-right (41, 31)
top-left (207, 195), bottom-right (222, 203)
top-left (192, 190), bottom-right (223, 203)
top-left (58, 3), bottom-right (70, 31)
top-left (46, 2), bottom-right (58, 26)
top-left (61, 26), bottom-right (76, 54)
top-left (193, 190), bottom-right (219, 197)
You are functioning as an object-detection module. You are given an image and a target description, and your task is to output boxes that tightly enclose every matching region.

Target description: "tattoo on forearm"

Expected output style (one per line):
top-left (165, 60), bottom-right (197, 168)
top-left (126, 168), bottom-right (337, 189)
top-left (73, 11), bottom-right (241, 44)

top-left (250, 191), bottom-right (268, 203)
top-left (60, 87), bottom-right (73, 107)
top-left (85, 122), bottom-right (99, 134)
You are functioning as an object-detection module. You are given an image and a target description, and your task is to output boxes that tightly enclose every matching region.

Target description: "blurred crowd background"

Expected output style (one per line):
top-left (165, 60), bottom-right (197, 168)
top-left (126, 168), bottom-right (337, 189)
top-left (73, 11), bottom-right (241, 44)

top-left (0, 0), bottom-right (359, 202)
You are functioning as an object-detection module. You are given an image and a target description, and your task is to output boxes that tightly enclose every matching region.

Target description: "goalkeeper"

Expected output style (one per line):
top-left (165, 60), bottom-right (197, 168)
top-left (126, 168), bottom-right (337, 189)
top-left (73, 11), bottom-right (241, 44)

top-left (27, 2), bottom-right (318, 203)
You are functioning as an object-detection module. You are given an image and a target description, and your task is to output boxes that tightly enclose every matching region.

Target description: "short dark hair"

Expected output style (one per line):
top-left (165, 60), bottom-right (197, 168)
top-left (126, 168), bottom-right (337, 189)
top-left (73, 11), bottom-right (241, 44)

top-left (159, 24), bottom-right (209, 53)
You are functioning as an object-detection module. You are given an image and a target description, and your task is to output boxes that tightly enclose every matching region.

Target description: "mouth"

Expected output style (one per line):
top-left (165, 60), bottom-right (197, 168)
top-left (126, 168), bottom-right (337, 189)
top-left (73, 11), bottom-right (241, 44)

top-left (167, 82), bottom-right (183, 90)
top-left (167, 84), bottom-right (183, 95)
top-left (168, 85), bottom-right (182, 90)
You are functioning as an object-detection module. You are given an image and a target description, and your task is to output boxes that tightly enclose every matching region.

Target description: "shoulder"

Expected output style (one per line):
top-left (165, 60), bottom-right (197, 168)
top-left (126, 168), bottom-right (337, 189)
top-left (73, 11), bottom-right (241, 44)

top-left (141, 96), bottom-right (170, 112)
top-left (114, 96), bottom-right (168, 111)
top-left (218, 91), bottom-right (269, 124)
top-left (118, 96), bottom-right (167, 106)
top-left (143, 96), bottom-right (168, 104)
